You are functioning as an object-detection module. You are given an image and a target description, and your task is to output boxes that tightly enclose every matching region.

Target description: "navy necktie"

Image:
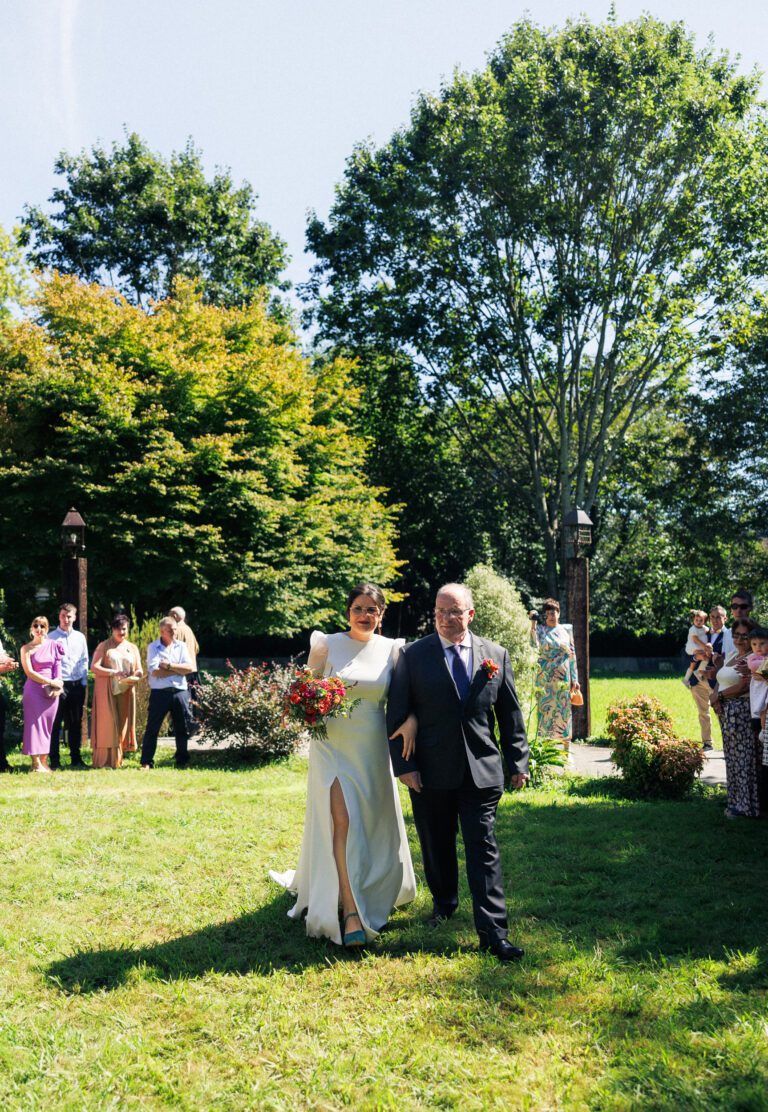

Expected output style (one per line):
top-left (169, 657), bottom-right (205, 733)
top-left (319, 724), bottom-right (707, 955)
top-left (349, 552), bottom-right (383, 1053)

top-left (450, 644), bottom-right (471, 700)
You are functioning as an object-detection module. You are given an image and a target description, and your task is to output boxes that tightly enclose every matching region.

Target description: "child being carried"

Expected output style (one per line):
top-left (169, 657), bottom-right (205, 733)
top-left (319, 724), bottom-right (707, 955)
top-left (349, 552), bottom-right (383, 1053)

top-left (682, 610), bottom-right (710, 688)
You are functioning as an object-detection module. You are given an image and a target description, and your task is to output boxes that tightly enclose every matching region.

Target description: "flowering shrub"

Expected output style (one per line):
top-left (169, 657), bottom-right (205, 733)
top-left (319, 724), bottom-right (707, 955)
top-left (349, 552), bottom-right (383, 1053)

top-left (196, 662), bottom-right (306, 760)
top-left (606, 695), bottom-right (704, 798)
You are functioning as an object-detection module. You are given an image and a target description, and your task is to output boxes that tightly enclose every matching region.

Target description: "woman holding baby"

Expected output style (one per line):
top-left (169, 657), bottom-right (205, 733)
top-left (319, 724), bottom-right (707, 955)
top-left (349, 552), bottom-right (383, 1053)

top-left (711, 616), bottom-right (762, 818)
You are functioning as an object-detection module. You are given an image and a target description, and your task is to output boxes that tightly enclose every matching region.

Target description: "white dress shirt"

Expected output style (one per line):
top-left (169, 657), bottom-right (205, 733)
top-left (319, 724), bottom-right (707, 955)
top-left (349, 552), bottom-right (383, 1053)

top-left (147, 638), bottom-right (192, 690)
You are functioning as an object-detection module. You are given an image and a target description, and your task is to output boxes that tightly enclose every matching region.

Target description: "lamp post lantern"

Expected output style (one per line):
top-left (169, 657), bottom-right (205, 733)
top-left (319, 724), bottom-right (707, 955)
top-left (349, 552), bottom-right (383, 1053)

top-left (563, 507), bottom-right (593, 739)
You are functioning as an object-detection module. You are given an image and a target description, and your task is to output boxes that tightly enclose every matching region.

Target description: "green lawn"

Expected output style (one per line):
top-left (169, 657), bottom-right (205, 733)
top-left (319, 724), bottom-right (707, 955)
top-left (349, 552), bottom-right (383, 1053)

top-left (589, 674), bottom-right (715, 744)
top-left (1, 748), bottom-right (766, 1109)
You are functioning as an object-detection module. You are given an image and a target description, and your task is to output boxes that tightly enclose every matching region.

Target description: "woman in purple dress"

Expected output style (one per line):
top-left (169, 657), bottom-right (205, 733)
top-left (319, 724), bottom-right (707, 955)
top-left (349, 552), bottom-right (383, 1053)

top-left (20, 616), bottom-right (66, 773)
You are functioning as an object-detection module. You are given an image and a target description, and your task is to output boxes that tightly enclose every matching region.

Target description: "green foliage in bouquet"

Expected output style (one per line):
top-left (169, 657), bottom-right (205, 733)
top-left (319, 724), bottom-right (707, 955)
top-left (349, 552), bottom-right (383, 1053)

top-left (606, 694), bottom-right (704, 798)
top-left (196, 662), bottom-right (306, 760)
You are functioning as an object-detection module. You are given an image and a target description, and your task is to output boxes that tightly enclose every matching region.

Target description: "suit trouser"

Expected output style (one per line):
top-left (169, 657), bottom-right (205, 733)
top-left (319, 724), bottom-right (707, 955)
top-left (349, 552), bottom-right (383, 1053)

top-left (689, 680), bottom-right (714, 746)
top-left (50, 681), bottom-right (86, 765)
top-left (409, 767), bottom-right (508, 944)
top-left (141, 688), bottom-right (191, 767)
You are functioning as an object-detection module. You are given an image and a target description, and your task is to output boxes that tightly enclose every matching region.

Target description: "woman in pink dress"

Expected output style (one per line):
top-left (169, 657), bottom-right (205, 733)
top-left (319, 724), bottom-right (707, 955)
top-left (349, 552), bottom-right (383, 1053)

top-left (20, 616), bottom-right (66, 773)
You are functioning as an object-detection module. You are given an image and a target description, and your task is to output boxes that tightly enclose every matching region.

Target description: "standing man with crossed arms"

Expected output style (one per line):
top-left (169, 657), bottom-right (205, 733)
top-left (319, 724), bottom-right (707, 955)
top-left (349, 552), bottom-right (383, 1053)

top-left (387, 583), bottom-right (529, 962)
top-left (49, 603), bottom-right (89, 769)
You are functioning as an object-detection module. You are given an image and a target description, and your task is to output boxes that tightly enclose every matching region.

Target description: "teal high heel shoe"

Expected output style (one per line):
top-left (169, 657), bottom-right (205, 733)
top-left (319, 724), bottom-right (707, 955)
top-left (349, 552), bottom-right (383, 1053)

top-left (342, 912), bottom-right (366, 948)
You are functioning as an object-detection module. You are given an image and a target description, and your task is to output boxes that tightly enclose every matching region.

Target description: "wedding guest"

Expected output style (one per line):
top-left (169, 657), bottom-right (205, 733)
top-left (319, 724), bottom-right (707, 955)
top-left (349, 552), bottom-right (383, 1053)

top-left (530, 599), bottom-right (580, 760)
top-left (141, 617), bottom-right (193, 770)
top-left (91, 613), bottom-right (143, 769)
top-left (0, 636), bottom-right (19, 772)
top-left (48, 603), bottom-right (89, 769)
top-left (168, 605), bottom-right (201, 729)
top-left (711, 617), bottom-right (761, 818)
top-left (722, 589), bottom-right (754, 657)
top-left (168, 606), bottom-right (199, 688)
top-left (20, 616), bottom-right (65, 773)
top-left (688, 605), bottom-right (728, 751)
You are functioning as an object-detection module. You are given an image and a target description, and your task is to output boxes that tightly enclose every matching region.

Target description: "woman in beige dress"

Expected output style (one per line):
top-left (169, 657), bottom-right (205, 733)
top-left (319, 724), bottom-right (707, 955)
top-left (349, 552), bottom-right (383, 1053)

top-left (91, 613), bottom-right (143, 768)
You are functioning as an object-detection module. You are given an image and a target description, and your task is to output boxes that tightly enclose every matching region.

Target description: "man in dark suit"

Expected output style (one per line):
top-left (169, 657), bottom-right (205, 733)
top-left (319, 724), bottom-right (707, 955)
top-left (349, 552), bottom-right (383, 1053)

top-left (387, 583), bottom-right (529, 961)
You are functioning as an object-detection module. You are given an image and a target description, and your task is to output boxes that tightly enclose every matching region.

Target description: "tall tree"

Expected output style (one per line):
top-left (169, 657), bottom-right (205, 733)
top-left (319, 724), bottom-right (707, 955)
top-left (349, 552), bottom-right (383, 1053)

top-left (0, 224), bottom-right (28, 319)
top-left (0, 275), bottom-right (399, 634)
top-left (305, 16), bottom-right (767, 593)
top-left (20, 133), bottom-right (288, 308)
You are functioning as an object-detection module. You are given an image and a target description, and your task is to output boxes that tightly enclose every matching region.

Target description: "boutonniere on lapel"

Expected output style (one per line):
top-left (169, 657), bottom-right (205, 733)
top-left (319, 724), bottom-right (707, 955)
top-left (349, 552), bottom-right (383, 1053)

top-left (481, 658), bottom-right (499, 679)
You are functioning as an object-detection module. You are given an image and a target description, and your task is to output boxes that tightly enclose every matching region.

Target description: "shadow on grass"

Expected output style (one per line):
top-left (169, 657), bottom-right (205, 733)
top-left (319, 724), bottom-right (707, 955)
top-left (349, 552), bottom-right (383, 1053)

top-left (46, 893), bottom-right (465, 994)
top-left (496, 786), bottom-right (768, 961)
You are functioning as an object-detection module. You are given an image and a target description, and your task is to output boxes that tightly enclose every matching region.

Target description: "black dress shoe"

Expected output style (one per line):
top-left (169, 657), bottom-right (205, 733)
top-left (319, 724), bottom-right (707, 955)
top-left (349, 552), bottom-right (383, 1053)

top-left (425, 910), bottom-right (453, 928)
top-left (480, 939), bottom-right (524, 962)
top-left (70, 760), bottom-right (88, 770)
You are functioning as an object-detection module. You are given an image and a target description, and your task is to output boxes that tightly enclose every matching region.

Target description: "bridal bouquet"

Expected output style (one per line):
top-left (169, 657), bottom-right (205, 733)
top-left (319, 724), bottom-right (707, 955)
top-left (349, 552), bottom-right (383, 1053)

top-left (284, 666), bottom-right (359, 734)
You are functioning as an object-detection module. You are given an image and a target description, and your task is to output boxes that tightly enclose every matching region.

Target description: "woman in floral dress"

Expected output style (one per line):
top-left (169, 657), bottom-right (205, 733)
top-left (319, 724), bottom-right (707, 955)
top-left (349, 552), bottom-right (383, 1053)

top-left (711, 618), bottom-right (761, 818)
top-left (530, 598), bottom-right (580, 757)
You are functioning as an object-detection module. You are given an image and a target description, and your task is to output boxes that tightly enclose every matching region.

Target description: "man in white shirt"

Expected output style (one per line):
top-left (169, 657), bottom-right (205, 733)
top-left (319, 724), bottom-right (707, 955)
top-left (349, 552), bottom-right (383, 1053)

top-left (48, 603), bottom-right (90, 769)
top-left (140, 617), bottom-right (194, 769)
top-left (0, 635), bottom-right (19, 772)
top-left (168, 605), bottom-right (201, 731)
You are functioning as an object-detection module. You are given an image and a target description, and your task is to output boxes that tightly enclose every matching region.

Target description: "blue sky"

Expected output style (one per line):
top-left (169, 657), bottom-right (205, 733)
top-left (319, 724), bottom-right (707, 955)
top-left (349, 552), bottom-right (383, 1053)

top-left (2, 0), bottom-right (766, 296)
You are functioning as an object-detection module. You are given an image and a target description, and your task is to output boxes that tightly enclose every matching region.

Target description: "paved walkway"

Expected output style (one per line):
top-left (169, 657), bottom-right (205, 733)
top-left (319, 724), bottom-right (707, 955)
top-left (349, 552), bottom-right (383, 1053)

top-left (162, 736), bottom-right (727, 786)
top-left (569, 743), bottom-right (726, 787)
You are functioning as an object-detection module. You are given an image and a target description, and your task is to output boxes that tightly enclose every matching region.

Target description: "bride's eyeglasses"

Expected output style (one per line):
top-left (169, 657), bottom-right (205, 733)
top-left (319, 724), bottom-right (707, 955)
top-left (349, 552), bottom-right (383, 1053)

top-left (350, 606), bottom-right (380, 617)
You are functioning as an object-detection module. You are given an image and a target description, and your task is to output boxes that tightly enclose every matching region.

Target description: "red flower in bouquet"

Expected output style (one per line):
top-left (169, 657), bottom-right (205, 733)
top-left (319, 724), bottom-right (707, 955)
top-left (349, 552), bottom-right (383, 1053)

top-left (284, 666), bottom-right (359, 736)
top-left (481, 658), bottom-right (499, 679)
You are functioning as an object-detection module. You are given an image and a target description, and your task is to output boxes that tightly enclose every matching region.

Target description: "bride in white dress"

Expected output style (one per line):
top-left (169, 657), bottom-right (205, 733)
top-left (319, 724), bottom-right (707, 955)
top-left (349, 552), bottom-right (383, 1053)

top-left (270, 584), bottom-right (417, 945)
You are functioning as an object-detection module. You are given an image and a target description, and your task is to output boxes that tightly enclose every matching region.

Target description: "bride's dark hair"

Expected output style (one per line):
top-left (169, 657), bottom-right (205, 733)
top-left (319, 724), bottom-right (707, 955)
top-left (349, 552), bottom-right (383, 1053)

top-left (346, 583), bottom-right (386, 630)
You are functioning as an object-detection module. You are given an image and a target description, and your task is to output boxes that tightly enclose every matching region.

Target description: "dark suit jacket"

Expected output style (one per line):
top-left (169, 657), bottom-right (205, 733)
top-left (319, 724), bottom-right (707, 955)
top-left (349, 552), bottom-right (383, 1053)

top-left (386, 631), bottom-right (529, 790)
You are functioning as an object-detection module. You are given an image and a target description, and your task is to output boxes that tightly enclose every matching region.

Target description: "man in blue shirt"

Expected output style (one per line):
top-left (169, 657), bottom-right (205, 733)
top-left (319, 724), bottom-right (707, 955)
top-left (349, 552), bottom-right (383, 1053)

top-left (48, 603), bottom-right (89, 769)
top-left (141, 617), bottom-right (194, 770)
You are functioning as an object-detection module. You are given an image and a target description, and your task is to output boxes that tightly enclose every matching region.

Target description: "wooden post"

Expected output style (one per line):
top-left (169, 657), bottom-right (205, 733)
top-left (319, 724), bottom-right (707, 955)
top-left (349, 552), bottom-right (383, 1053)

top-left (566, 555), bottom-right (591, 738)
top-left (61, 510), bottom-right (89, 747)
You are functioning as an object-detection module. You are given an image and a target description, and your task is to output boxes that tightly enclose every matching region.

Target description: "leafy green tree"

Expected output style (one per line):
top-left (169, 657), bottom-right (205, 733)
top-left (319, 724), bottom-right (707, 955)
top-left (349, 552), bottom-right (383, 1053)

top-left (0, 224), bottom-right (28, 319)
top-left (0, 275), bottom-right (399, 635)
top-left (589, 401), bottom-right (768, 637)
top-left (20, 133), bottom-right (288, 308)
top-left (465, 563), bottom-right (535, 683)
top-left (306, 16), bottom-right (767, 594)
top-left (343, 350), bottom-right (542, 632)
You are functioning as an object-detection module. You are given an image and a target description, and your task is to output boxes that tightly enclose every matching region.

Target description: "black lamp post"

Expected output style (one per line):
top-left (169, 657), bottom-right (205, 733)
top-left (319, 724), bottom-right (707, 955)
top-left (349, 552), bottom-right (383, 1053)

top-left (61, 508), bottom-right (89, 746)
top-left (564, 507), bottom-right (593, 739)
top-left (61, 508), bottom-right (87, 624)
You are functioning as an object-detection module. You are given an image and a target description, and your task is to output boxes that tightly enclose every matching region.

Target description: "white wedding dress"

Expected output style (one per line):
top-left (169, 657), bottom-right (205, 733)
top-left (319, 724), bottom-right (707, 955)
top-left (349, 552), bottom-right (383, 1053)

top-left (270, 631), bottom-right (416, 944)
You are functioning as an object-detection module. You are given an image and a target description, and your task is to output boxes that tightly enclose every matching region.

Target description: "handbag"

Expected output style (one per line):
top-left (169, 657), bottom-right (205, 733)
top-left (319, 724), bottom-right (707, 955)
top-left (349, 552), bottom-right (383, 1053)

top-left (570, 687), bottom-right (584, 706)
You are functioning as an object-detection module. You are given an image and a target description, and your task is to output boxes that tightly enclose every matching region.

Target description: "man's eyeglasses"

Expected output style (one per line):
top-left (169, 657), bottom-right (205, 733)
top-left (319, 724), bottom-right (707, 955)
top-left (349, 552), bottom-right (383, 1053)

top-left (350, 606), bottom-right (379, 617)
top-left (435, 608), bottom-right (471, 619)
top-left (731, 603), bottom-right (750, 610)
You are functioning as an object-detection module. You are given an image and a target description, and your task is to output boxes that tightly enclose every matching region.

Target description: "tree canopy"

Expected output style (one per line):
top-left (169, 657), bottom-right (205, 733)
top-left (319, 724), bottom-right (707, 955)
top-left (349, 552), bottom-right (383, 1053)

top-left (20, 133), bottom-right (288, 309)
top-left (306, 15), bottom-right (768, 593)
top-left (0, 275), bottom-right (399, 634)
